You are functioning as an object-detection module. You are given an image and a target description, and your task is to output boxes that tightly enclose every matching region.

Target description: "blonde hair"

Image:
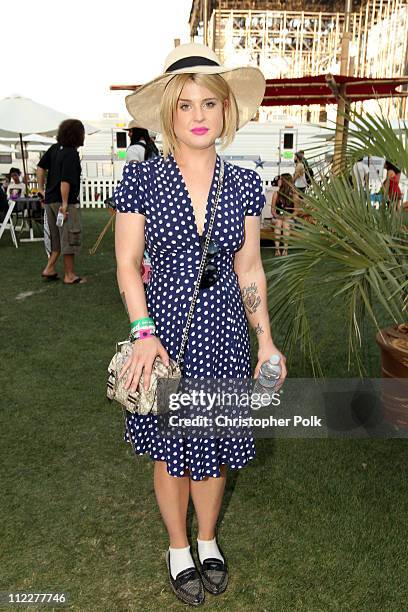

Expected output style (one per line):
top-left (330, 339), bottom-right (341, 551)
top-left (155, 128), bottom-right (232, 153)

top-left (159, 73), bottom-right (239, 159)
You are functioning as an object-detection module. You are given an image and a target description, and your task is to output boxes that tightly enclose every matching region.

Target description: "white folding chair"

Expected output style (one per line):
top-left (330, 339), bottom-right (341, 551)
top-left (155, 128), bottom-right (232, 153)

top-left (0, 200), bottom-right (18, 248)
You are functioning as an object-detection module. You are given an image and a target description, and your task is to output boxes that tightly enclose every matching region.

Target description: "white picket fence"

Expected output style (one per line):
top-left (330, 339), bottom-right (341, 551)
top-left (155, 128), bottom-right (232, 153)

top-left (79, 176), bottom-right (275, 208)
top-left (80, 178), bottom-right (119, 208)
top-left (79, 175), bottom-right (408, 209)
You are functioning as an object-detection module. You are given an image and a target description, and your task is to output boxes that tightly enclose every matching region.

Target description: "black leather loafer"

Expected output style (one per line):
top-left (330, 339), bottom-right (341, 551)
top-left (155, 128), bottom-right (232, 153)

top-left (196, 552), bottom-right (228, 595)
top-left (165, 550), bottom-right (205, 606)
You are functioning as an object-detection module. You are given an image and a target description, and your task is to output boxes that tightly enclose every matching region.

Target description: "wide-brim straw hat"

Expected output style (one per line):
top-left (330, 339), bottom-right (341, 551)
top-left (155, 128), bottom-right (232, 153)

top-left (125, 43), bottom-right (266, 134)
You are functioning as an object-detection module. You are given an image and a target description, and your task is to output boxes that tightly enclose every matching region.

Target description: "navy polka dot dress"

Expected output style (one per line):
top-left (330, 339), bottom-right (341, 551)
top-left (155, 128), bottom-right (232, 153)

top-left (114, 153), bottom-right (266, 480)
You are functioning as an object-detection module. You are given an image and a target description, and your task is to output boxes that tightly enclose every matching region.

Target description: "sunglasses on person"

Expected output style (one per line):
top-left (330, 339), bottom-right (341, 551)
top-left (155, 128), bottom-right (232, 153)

top-left (199, 234), bottom-right (219, 290)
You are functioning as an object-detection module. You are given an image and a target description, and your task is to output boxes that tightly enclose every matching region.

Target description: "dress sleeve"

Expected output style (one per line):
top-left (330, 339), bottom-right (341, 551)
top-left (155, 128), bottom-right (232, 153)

top-left (113, 162), bottom-right (147, 215)
top-left (245, 170), bottom-right (266, 216)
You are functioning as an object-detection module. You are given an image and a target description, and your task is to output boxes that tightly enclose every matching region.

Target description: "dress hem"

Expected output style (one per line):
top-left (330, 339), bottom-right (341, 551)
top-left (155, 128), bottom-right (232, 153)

top-left (123, 437), bottom-right (256, 480)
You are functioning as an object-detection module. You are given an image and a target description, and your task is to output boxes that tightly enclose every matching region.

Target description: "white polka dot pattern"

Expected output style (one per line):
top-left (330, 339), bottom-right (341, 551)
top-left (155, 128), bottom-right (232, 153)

top-left (113, 154), bottom-right (266, 480)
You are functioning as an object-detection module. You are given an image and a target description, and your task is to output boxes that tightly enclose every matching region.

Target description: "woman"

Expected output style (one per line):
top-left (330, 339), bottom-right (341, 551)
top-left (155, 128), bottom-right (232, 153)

top-left (293, 152), bottom-right (307, 194)
top-left (114, 43), bottom-right (287, 606)
top-left (382, 160), bottom-right (403, 211)
top-left (271, 173), bottom-right (299, 256)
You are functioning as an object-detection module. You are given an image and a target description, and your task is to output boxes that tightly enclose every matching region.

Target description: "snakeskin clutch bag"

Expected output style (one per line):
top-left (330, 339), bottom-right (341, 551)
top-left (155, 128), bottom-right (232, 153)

top-left (107, 341), bottom-right (182, 415)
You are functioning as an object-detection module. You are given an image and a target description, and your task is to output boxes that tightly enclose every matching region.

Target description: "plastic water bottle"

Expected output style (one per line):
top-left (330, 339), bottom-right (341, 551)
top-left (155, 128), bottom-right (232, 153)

top-left (56, 211), bottom-right (64, 227)
top-left (253, 354), bottom-right (281, 405)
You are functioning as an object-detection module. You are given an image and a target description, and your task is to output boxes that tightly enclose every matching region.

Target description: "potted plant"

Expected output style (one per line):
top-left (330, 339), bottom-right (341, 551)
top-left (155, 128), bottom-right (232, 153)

top-left (263, 110), bottom-right (408, 425)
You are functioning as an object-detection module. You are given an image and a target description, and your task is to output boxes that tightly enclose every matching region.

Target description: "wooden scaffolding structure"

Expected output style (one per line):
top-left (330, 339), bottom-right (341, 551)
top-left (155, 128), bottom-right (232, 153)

top-left (189, 0), bottom-right (408, 120)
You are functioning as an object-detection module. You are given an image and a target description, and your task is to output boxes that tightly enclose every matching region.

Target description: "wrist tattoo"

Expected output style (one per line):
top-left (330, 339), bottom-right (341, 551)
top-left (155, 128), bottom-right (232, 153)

top-left (254, 323), bottom-right (264, 335)
top-left (120, 291), bottom-right (129, 315)
top-left (241, 282), bottom-right (261, 314)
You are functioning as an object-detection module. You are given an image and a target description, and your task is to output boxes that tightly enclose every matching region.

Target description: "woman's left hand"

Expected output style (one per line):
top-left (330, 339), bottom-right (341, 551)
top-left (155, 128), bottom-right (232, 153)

top-left (254, 341), bottom-right (287, 392)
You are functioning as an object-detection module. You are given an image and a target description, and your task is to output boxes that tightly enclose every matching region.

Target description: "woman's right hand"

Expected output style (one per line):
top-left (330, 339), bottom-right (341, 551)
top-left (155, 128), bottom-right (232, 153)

top-left (119, 336), bottom-right (170, 393)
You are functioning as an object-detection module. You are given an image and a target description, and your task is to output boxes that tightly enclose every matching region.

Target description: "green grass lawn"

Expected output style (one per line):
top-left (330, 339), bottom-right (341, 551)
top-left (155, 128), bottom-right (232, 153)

top-left (1, 211), bottom-right (407, 612)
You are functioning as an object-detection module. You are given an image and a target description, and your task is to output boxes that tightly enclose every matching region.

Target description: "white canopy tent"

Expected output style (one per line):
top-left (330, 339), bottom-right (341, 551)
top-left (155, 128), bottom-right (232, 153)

top-left (22, 133), bottom-right (57, 144)
top-left (0, 94), bottom-right (97, 178)
top-left (22, 135), bottom-right (57, 153)
top-left (0, 134), bottom-right (57, 144)
top-left (0, 143), bottom-right (14, 153)
top-left (0, 94), bottom-right (72, 139)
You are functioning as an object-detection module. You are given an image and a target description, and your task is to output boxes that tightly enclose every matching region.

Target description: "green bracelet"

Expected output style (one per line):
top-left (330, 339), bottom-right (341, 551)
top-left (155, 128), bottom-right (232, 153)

top-left (131, 322), bottom-right (155, 333)
top-left (130, 316), bottom-right (154, 330)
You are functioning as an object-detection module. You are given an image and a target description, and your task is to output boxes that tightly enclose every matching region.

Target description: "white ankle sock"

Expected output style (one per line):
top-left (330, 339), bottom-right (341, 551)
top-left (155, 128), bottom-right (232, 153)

top-left (168, 545), bottom-right (195, 580)
top-left (197, 537), bottom-right (224, 564)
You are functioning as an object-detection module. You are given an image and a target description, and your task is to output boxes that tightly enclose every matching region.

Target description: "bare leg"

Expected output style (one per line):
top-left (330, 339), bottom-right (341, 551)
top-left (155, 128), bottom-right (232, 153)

top-left (274, 218), bottom-right (282, 256)
top-left (190, 465), bottom-right (227, 540)
top-left (281, 219), bottom-right (291, 256)
top-left (154, 460), bottom-right (191, 547)
top-left (42, 250), bottom-right (60, 275)
top-left (63, 254), bottom-right (86, 283)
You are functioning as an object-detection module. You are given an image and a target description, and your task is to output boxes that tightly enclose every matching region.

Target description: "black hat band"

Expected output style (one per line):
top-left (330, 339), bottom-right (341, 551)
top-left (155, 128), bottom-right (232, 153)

top-left (166, 56), bottom-right (220, 73)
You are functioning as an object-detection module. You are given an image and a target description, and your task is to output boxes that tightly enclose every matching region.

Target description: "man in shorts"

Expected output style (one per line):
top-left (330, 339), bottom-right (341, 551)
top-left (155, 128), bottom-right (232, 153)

top-left (36, 119), bottom-right (86, 284)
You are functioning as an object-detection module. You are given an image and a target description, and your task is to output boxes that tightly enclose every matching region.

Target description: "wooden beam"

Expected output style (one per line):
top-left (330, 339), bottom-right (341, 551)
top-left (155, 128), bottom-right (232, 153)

top-left (262, 93), bottom-right (408, 100)
top-left (332, 84), bottom-right (348, 175)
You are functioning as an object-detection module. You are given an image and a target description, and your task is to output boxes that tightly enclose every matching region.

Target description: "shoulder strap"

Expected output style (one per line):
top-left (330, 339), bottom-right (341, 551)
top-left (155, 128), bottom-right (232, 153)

top-left (175, 158), bottom-right (224, 369)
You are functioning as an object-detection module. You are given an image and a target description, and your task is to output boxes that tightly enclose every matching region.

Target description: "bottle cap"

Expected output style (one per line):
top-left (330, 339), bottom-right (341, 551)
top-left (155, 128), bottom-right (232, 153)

top-left (269, 354), bottom-right (280, 365)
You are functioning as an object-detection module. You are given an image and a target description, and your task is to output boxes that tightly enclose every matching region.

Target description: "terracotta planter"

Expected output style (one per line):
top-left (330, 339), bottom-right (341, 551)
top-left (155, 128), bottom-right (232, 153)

top-left (376, 324), bottom-right (408, 428)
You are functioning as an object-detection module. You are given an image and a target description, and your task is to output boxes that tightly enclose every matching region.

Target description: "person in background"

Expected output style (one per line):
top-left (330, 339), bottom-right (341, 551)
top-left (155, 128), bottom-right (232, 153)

top-left (297, 150), bottom-right (314, 187)
top-left (123, 119), bottom-right (158, 285)
top-left (0, 179), bottom-right (8, 222)
top-left (6, 167), bottom-right (26, 200)
top-left (271, 173), bottom-right (299, 256)
top-left (293, 152), bottom-right (307, 194)
top-left (36, 119), bottom-right (87, 284)
top-left (352, 157), bottom-right (370, 193)
top-left (382, 160), bottom-right (403, 211)
top-left (149, 130), bottom-right (160, 153)
top-left (125, 120), bottom-right (159, 163)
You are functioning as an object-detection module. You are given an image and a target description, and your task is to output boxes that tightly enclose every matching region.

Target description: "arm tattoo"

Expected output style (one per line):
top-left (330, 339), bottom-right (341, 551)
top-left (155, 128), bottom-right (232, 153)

top-left (241, 282), bottom-right (261, 314)
top-left (120, 291), bottom-right (129, 315)
top-left (254, 323), bottom-right (264, 335)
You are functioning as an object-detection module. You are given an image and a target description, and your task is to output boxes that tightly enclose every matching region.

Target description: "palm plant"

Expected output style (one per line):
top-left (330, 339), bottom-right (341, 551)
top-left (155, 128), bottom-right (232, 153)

top-left (263, 110), bottom-right (408, 377)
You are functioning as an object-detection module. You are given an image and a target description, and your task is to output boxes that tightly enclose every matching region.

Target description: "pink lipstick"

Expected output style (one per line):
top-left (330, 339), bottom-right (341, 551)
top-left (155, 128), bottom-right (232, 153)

top-left (191, 127), bottom-right (209, 135)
